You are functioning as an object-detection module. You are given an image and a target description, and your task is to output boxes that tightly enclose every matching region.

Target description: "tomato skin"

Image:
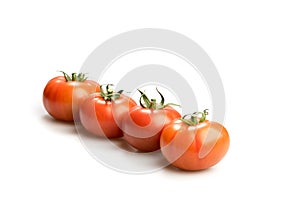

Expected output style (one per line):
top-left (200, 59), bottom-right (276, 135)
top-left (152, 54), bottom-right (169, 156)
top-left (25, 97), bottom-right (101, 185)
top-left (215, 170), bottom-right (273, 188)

top-left (160, 120), bottom-right (230, 170)
top-left (43, 76), bottom-right (99, 122)
top-left (122, 106), bottom-right (181, 152)
top-left (79, 94), bottom-right (137, 138)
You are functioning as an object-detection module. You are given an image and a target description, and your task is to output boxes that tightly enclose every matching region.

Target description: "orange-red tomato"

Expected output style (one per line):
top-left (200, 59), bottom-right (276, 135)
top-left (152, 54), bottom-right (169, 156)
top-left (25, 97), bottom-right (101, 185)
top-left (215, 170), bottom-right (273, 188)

top-left (79, 93), bottom-right (137, 138)
top-left (122, 88), bottom-right (181, 152)
top-left (43, 73), bottom-right (99, 122)
top-left (160, 119), bottom-right (230, 170)
top-left (122, 106), bottom-right (181, 152)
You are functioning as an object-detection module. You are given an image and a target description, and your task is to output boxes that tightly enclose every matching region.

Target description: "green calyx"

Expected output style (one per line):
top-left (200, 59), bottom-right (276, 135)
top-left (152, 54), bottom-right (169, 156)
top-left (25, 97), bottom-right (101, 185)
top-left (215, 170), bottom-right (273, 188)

top-left (180, 109), bottom-right (209, 126)
top-left (138, 87), bottom-right (180, 110)
top-left (60, 71), bottom-right (88, 82)
top-left (100, 84), bottom-right (123, 101)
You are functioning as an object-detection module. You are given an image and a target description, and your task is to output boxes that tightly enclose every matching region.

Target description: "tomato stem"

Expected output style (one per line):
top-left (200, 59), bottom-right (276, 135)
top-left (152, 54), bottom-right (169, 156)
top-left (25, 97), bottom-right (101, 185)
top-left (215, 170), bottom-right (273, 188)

top-left (199, 109), bottom-right (209, 122)
top-left (180, 109), bottom-right (209, 126)
top-left (150, 99), bottom-right (156, 109)
top-left (100, 84), bottom-right (123, 101)
top-left (59, 71), bottom-right (71, 81)
top-left (137, 88), bottom-right (180, 110)
top-left (138, 89), bottom-right (151, 108)
top-left (71, 73), bottom-right (77, 81)
top-left (191, 115), bottom-right (198, 124)
top-left (59, 71), bottom-right (88, 82)
top-left (156, 87), bottom-right (164, 105)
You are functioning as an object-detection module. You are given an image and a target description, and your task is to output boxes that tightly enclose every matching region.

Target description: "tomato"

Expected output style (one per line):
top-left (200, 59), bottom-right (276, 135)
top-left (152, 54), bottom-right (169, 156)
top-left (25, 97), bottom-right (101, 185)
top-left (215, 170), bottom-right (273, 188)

top-left (79, 84), bottom-right (137, 138)
top-left (160, 110), bottom-right (230, 170)
top-left (122, 88), bottom-right (181, 152)
top-left (43, 71), bottom-right (100, 122)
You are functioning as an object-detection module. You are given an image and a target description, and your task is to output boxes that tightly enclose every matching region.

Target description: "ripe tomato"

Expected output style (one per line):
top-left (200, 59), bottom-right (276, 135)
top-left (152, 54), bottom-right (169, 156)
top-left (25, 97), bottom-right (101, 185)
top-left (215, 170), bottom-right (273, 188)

top-left (79, 84), bottom-right (137, 138)
top-left (160, 110), bottom-right (230, 170)
top-left (43, 71), bottom-right (100, 122)
top-left (122, 88), bottom-right (181, 152)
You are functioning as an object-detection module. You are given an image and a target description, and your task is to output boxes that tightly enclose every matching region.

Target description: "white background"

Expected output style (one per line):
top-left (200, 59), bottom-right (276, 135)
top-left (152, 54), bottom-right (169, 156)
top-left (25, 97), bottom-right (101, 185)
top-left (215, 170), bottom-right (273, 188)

top-left (1, 0), bottom-right (299, 199)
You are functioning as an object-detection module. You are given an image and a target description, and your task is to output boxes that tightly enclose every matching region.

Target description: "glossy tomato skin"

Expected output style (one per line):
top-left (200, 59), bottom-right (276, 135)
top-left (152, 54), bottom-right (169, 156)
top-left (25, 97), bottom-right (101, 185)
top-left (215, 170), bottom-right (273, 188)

top-left (160, 120), bottom-right (230, 170)
top-left (43, 76), bottom-right (99, 122)
top-left (122, 106), bottom-right (181, 152)
top-left (79, 94), bottom-right (137, 138)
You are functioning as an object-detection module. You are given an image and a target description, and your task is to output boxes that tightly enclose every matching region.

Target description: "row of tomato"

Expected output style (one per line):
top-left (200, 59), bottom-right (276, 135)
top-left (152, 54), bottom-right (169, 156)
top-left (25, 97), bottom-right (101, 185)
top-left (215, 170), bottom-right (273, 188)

top-left (43, 71), bottom-right (230, 171)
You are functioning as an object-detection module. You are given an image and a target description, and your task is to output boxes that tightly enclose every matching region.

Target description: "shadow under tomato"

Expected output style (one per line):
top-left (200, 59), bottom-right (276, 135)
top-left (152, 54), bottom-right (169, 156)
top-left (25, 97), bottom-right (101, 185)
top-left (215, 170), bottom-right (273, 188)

top-left (42, 114), bottom-right (74, 125)
top-left (109, 137), bottom-right (140, 153)
top-left (76, 127), bottom-right (140, 153)
top-left (41, 115), bottom-right (77, 135)
top-left (74, 123), bottom-right (116, 141)
top-left (74, 122), bottom-right (144, 153)
top-left (163, 163), bottom-right (217, 175)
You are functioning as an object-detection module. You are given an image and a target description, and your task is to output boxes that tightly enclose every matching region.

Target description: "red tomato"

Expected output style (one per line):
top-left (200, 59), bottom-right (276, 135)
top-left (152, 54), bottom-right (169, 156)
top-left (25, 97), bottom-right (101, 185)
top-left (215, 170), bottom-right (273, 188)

top-left (160, 110), bottom-right (230, 170)
top-left (79, 85), bottom-right (137, 138)
top-left (122, 88), bottom-right (181, 152)
top-left (43, 71), bottom-right (100, 122)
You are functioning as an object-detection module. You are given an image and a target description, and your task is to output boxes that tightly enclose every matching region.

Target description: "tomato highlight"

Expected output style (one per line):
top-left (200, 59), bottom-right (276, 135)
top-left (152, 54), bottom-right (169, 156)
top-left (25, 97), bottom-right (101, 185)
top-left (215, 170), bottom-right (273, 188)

top-left (79, 84), bottom-right (137, 138)
top-left (160, 110), bottom-right (230, 170)
top-left (43, 71), bottom-right (100, 122)
top-left (122, 88), bottom-right (181, 152)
